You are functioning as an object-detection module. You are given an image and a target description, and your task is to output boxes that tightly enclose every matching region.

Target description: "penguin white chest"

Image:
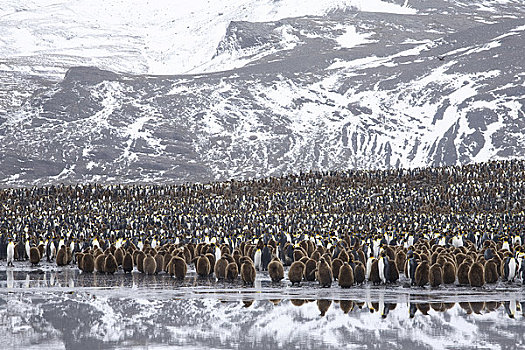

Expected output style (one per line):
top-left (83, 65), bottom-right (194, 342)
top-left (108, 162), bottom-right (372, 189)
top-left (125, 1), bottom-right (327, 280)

top-left (378, 258), bottom-right (386, 283)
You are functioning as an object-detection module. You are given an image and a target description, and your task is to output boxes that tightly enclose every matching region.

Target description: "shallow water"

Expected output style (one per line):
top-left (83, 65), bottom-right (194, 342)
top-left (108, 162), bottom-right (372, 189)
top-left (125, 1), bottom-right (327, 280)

top-left (1, 263), bottom-right (525, 350)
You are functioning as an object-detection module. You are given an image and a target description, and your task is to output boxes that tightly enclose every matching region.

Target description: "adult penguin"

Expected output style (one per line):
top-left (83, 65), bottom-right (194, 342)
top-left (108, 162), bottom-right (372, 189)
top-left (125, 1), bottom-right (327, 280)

top-left (7, 238), bottom-right (15, 267)
top-left (261, 246), bottom-right (272, 271)
top-left (502, 256), bottom-right (517, 282)
top-left (338, 262), bottom-right (354, 288)
top-left (268, 257), bottom-right (284, 283)
top-left (378, 252), bottom-right (389, 284)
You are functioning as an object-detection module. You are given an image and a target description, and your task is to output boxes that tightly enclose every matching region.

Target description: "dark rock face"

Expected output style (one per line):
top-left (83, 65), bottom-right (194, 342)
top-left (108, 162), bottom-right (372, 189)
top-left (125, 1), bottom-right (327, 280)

top-left (0, 1), bottom-right (524, 186)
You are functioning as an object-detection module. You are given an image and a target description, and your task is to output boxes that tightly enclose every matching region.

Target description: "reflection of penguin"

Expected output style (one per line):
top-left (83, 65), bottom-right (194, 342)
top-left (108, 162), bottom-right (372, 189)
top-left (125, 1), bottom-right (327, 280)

top-left (429, 263), bottom-right (443, 287)
top-left (468, 262), bottom-right (485, 287)
top-left (317, 300), bottom-right (332, 316)
top-left (288, 261), bottom-right (305, 286)
top-left (470, 302), bottom-right (484, 314)
top-left (409, 303), bottom-right (418, 318)
top-left (504, 300), bottom-right (516, 318)
top-left (338, 262), bottom-right (354, 288)
top-left (417, 303), bottom-right (430, 315)
top-left (291, 299), bottom-right (305, 307)
top-left (123, 252), bottom-right (133, 273)
top-left (415, 261), bottom-right (429, 287)
top-left (339, 300), bottom-right (353, 314)
top-left (268, 258), bottom-right (284, 283)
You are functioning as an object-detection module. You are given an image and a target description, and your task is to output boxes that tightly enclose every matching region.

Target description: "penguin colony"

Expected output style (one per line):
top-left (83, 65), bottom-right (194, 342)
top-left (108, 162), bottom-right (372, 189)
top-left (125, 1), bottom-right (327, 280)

top-left (1, 160), bottom-right (525, 289)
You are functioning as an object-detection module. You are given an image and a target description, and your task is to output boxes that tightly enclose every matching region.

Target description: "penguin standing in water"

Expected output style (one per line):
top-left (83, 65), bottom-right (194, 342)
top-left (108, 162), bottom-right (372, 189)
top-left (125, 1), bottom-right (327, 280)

top-left (7, 238), bottom-right (15, 267)
top-left (268, 257), bottom-right (284, 283)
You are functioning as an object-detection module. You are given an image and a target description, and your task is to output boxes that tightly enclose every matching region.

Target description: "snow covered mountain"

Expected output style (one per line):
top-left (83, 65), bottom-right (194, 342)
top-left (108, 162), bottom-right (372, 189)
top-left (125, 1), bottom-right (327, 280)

top-left (0, 0), bottom-right (524, 186)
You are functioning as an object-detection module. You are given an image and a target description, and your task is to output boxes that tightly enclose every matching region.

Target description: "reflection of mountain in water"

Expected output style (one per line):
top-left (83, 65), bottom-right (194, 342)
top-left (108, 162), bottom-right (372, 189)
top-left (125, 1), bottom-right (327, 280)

top-left (1, 289), bottom-right (524, 350)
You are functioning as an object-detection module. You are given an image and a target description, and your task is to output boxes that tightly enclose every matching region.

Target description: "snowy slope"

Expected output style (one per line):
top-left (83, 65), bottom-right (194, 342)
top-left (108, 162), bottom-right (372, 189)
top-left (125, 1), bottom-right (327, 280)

top-left (0, 0), bottom-right (524, 185)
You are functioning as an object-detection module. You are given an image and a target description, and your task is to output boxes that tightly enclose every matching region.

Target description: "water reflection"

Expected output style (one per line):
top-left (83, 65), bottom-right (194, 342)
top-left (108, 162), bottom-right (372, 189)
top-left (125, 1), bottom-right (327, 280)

top-left (2, 269), bottom-right (525, 349)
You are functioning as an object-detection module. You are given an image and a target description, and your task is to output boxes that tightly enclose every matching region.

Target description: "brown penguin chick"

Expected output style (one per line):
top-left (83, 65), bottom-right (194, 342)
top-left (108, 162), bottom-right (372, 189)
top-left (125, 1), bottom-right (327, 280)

top-left (38, 244), bottom-right (45, 259)
top-left (66, 247), bottom-right (73, 264)
top-left (338, 262), bottom-right (354, 288)
top-left (369, 259), bottom-right (381, 285)
top-left (76, 253), bottom-right (85, 271)
top-left (455, 253), bottom-right (467, 266)
top-left (317, 299), bottom-right (332, 317)
top-left (226, 261), bottom-right (239, 281)
top-left (95, 253), bottom-right (106, 273)
top-left (122, 252), bottom-right (134, 273)
top-left (163, 252), bottom-right (173, 272)
top-left (442, 261), bottom-right (456, 284)
top-left (136, 251), bottom-right (146, 273)
top-left (182, 246), bottom-right (192, 264)
top-left (468, 262), bottom-right (485, 287)
top-left (484, 260), bottom-right (498, 284)
top-left (429, 263), bottom-right (443, 287)
top-left (56, 246), bottom-right (67, 267)
top-left (205, 253), bottom-right (216, 273)
top-left (304, 258), bottom-right (317, 281)
top-left (294, 249), bottom-right (305, 262)
top-left (339, 300), bottom-right (354, 314)
top-left (331, 258), bottom-right (344, 281)
top-left (154, 254), bottom-right (164, 274)
top-left (240, 257), bottom-right (256, 286)
top-left (316, 258), bottom-right (333, 288)
top-left (395, 250), bottom-right (406, 275)
top-left (268, 258), bottom-right (284, 283)
top-left (82, 253), bottom-right (95, 273)
top-left (457, 260), bottom-right (472, 285)
top-left (338, 250), bottom-right (349, 263)
top-left (232, 249), bottom-right (242, 270)
top-left (143, 254), bottom-right (157, 275)
top-left (169, 256), bottom-right (187, 279)
top-left (132, 249), bottom-right (141, 265)
top-left (104, 253), bottom-right (118, 274)
top-left (415, 261), bottom-right (429, 287)
top-left (354, 262), bottom-right (366, 284)
top-left (29, 246), bottom-right (41, 266)
top-left (388, 260), bottom-right (399, 283)
top-left (288, 261), bottom-right (305, 286)
top-left (214, 257), bottom-right (229, 279)
top-left (114, 248), bottom-right (124, 266)
top-left (195, 255), bottom-right (211, 277)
